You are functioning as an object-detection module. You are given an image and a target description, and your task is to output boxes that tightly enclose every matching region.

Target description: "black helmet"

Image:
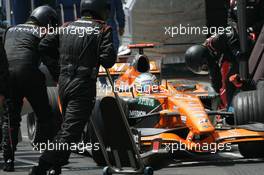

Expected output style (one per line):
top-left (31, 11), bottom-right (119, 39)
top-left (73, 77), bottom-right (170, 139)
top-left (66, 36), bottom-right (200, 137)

top-left (185, 45), bottom-right (210, 75)
top-left (30, 5), bottom-right (58, 27)
top-left (80, 0), bottom-right (110, 20)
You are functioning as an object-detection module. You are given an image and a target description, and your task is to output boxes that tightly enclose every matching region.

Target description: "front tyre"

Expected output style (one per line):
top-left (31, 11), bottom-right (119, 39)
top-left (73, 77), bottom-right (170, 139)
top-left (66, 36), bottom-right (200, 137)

top-left (238, 141), bottom-right (264, 158)
top-left (233, 90), bottom-right (264, 125)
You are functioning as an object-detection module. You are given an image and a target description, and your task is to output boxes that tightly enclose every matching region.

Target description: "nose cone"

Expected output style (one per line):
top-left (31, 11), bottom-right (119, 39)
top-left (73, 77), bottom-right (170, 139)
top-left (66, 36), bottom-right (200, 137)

top-left (170, 94), bottom-right (215, 134)
top-left (192, 114), bottom-right (215, 133)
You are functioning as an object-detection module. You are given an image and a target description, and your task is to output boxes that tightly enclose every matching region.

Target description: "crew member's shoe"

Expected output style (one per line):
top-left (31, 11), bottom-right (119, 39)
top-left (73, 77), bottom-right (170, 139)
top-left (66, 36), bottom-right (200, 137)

top-left (3, 159), bottom-right (14, 172)
top-left (29, 166), bottom-right (62, 175)
top-left (48, 168), bottom-right (62, 175)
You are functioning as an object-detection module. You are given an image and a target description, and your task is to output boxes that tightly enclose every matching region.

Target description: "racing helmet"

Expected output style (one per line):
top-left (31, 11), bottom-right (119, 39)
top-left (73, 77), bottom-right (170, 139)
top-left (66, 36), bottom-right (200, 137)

top-left (134, 73), bottom-right (159, 94)
top-left (29, 5), bottom-right (58, 27)
top-left (185, 45), bottom-right (210, 75)
top-left (80, 0), bottom-right (111, 20)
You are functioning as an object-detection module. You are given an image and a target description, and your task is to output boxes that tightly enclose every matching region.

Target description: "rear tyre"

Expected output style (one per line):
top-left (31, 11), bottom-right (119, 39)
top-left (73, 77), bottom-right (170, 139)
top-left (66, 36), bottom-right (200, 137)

top-left (238, 141), bottom-right (264, 158)
top-left (27, 112), bottom-right (36, 142)
top-left (27, 87), bottom-right (62, 143)
top-left (89, 99), bottom-right (106, 166)
top-left (233, 90), bottom-right (264, 125)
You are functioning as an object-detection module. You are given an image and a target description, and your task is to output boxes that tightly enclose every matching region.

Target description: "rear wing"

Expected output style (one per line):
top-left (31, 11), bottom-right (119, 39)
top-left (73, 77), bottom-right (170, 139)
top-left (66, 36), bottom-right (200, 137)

top-left (98, 60), bottom-right (160, 76)
top-left (128, 43), bottom-right (155, 54)
top-left (98, 43), bottom-right (161, 76)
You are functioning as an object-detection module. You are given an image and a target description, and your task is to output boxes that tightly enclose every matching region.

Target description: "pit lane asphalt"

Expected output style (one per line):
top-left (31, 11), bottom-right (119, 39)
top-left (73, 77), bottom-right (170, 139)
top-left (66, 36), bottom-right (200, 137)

top-left (1, 116), bottom-right (264, 175)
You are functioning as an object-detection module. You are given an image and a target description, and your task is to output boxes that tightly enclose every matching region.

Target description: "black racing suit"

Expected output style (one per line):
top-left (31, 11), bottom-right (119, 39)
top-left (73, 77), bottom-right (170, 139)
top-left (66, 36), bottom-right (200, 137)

top-left (206, 1), bottom-right (264, 107)
top-left (2, 23), bottom-right (60, 162)
top-left (0, 27), bottom-right (9, 149)
top-left (0, 27), bottom-right (8, 97)
top-left (38, 18), bottom-right (116, 168)
top-left (205, 26), bottom-right (256, 107)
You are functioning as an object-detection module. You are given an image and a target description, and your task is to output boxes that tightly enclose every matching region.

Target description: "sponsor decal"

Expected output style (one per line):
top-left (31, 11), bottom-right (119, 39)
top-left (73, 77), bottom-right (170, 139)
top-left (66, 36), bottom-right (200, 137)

top-left (138, 97), bottom-right (155, 107)
top-left (199, 118), bottom-right (209, 124)
top-left (129, 110), bottom-right (147, 117)
top-left (173, 105), bottom-right (179, 110)
top-left (181, 116), bottom-right (187, 123)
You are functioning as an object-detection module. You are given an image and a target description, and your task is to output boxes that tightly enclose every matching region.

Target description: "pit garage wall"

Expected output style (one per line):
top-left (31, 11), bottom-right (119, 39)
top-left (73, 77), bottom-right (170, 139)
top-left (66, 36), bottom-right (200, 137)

top-left (123, 0), bottom-right (228, 65)
top-left (3, 0), bottom-right (227, 66)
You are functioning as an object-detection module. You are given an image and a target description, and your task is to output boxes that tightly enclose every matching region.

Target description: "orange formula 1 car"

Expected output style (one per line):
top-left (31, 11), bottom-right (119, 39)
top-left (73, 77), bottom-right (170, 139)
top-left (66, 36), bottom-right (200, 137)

top-left (88, 44), bottom-right (264, 166)
top-left (26, 44), bottom-right (264, 167)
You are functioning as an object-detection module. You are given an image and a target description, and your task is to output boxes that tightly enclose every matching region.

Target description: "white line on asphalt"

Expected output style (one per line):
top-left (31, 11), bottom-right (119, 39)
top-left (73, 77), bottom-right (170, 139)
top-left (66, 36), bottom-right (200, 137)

top-left (219, 152), bottom-right (242, 158)
top-left (15, 158), bottom-right (37, 166)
